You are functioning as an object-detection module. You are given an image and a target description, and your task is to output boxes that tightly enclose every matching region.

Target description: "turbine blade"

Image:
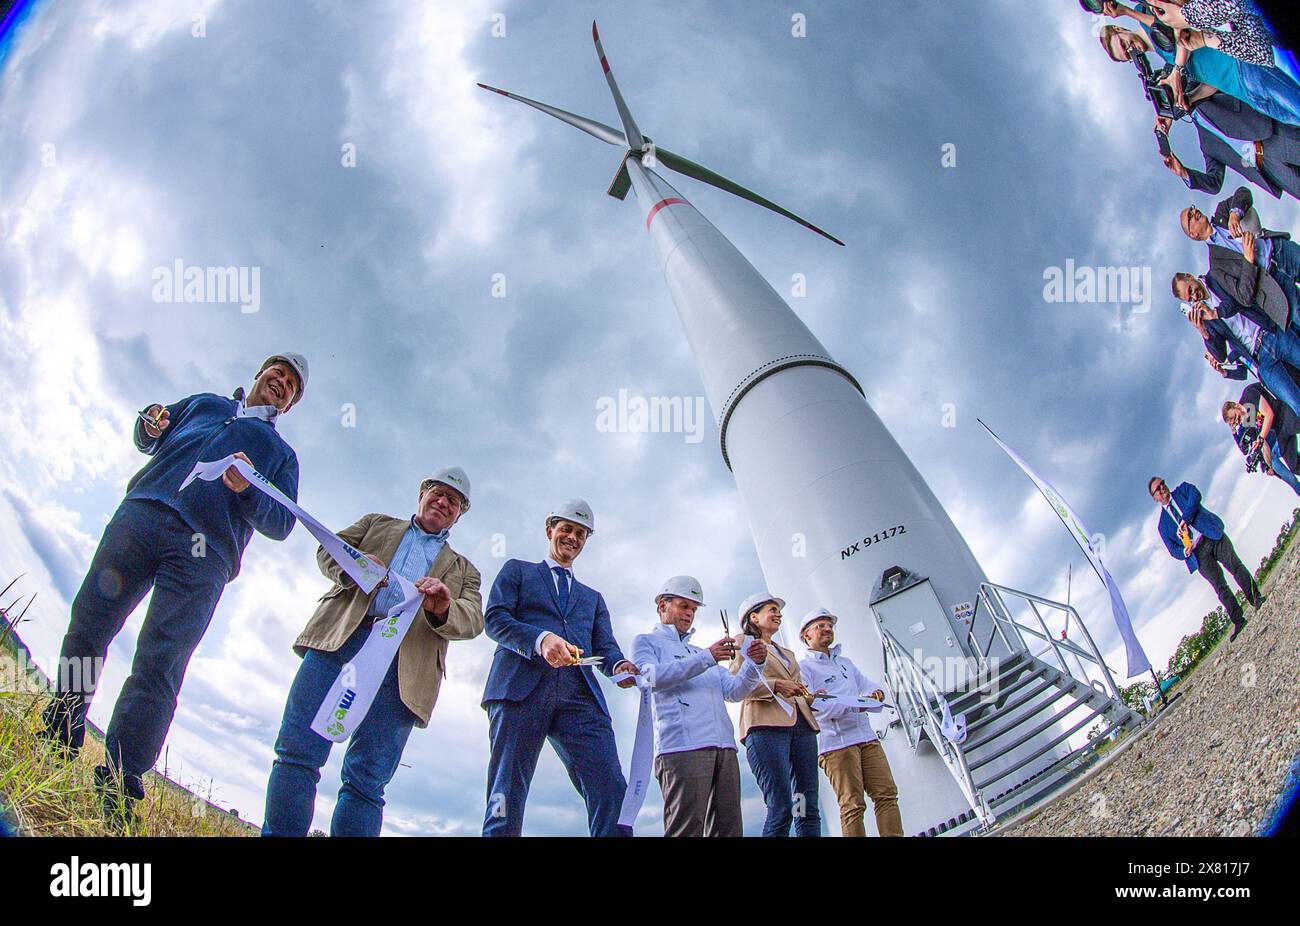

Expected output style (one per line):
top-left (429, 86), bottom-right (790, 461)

top-left (591, 22), bottom-right (645, 151)
top-left (477, 82), bottom-right (626, 147)
top-left (655, 146), bottom-right (845, 246)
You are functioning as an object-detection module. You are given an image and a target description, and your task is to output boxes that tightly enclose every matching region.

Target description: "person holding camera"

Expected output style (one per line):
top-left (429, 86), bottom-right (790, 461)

top-left (1149, 476), bottom-right (1260, 641)
top-left (1221, 386), bottom-right (1300, 495)
top-left (629, 576), bottom-right (768, 837)
top-left (1100, 22), bottom-right (1300, 129)
top-left (729, 593), bottom-right (821, 837)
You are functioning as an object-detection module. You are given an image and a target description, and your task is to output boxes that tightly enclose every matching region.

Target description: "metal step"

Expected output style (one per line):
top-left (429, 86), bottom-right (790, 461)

top-left (973, 702), bottom-right (1107, 790)
top-left (962, 677), bottom-right (1100, 754)
top-left (969, 688), bottom-right (1100, 774)
top-left (964, 676), bottom-right (1060, 735)
top-left (943, 652), bottom-right (1035, 710)
top-left (986, 715), bottom-right (1134, 817)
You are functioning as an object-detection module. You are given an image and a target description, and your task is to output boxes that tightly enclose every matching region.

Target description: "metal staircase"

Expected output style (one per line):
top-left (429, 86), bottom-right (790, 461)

top-left (878, 581), bottom-right (1143, 836)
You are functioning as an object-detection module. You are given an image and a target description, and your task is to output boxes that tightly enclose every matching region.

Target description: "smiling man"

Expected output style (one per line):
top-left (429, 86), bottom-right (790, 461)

top-left (480, 499), bottom-right (639, 836)
top-left (1149, 475), bottom-right (1261, 641)
top-left (630, 576), bottom-right (767, 837)
top-left (799, 608), bottom-right (902, 837)
top-left (262, 466), bottom-right (483, 837)
top-left (40, 353), bottom-right (308, 826)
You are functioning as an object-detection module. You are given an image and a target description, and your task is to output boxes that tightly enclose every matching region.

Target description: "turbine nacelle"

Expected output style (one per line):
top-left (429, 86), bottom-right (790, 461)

top-left (477, 21), bottom-right (844, 246)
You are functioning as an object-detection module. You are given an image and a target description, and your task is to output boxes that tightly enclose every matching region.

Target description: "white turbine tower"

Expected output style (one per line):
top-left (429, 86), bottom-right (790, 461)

top-left (480, 22), bottom-right (1139, 836)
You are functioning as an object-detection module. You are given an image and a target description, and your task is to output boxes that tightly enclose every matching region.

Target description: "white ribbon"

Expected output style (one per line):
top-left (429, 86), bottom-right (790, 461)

top-left (309, 574), bottom-right (423, 742)
top-left (616, 672), bottom-right (654, 829)
top-left (180, 454), bottom-right (423, 743)
top-left (744, 634), bottom-right (794, 717)
top-left (179, 456), bottom-right (388, 594)
top-left (939, 700), bottom-right (968, 745)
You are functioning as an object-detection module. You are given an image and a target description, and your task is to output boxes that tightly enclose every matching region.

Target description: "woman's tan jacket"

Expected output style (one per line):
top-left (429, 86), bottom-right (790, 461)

top-left (728, 637), bottom-right (818, 740)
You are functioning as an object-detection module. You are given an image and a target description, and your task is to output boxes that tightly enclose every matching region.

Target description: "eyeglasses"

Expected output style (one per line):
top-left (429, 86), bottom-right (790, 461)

top-left (420, 483), bottom-right (464, 507)
top-left (1150, 481), bottom-right (1168, 496)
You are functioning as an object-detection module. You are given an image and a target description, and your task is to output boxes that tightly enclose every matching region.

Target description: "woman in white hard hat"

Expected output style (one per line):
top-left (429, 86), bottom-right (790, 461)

top-left (730, 594), bottom-right (822, 837)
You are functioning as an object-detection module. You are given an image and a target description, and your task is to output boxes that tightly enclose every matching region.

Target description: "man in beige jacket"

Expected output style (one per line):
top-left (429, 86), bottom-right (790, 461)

top-left (261, 467), bottom-right (483, 836)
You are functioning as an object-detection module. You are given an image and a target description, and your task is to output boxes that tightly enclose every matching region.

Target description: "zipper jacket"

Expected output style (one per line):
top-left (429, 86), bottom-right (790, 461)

top-left (631, 621), bottom-right (764, 757)
top-left (799, 645), bottom-right (886, 755)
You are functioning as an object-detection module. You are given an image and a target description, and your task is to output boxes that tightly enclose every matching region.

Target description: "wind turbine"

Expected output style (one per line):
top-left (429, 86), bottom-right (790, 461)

top-left (479, 22), bottom-right (1128, 835)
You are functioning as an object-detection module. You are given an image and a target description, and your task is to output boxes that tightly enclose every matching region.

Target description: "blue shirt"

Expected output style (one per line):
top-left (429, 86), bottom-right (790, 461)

top-left (128, 392), bottom-right (298, 580)
top-left (1210, 223), bottom-right (1273, 268)
top-left (367, 517), bottom-right (448, 617)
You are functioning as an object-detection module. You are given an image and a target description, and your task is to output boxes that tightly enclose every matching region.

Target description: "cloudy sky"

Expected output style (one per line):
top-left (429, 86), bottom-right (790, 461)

top-left (2, 0), bottom-right (1298, 835)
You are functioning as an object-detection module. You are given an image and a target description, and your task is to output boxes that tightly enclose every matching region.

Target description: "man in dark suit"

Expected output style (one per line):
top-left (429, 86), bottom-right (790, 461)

top-left (1172, 271), bottom-right (1300, 414)
top-left (1149, 477), bottom-right (1259, 641)
top-left (1159, 94), bottom-right (1300, 200)
top-left (480, 499), bottom-right (638, 836)
top-left (1180, 192), bottom-right (1299, 327)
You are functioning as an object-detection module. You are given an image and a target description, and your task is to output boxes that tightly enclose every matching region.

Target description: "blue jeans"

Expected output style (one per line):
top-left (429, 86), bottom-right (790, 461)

top-left (40, 499), bottom-right (228, 792)
top-left (1267, 435), bottom-right (1300, 496)
top-left (1268, 238), bottom-right (1300, 327)
top-left (1256, 328), bottom-right (1300, 421)
top-left (1236, 59), bottom-right (1300, 130)
top-left (743, 716), bottom-right (822, 837)
top-left (262, 620), bottom-right (416, 837)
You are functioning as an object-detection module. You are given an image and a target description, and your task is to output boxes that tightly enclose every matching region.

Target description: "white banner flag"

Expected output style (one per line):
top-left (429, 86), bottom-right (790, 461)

top-left (980, 422), bottom-right (1152, 678)
top-left (180, 455), bottom-right (425, 741)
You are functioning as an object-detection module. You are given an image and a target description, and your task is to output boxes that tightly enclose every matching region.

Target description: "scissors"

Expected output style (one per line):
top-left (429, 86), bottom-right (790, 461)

top-left (720, 608), bottom-right (731, 638)
top-left (572, 655), bottom-right (604, 666)
top-left (137, 409), bottom-right (166, 430)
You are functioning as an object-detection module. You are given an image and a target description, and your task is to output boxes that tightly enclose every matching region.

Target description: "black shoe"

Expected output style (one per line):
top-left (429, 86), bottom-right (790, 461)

top-left (93, 765), bottom-right (144, 833)
top-left (1252, 592), bottom-right (1267, 609)
top-left (1230, 619), bottom-right (1248, 642)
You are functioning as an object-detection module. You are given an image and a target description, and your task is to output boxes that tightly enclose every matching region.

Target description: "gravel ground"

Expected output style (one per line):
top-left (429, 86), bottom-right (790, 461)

top-left (998, 536), bottom-right (1300, 837)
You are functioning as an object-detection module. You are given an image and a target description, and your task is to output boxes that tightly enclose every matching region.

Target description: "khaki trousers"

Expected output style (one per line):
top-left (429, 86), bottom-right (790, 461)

top-left (654, 746), bottom-right (743, 837)
top-left (818, 740), bottom-right (903, 837)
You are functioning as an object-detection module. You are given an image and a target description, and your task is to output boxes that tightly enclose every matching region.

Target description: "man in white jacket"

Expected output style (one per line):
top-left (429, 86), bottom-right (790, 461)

top-left (800, 608), bottom-right (904, 837)
top-left (630, 576), bottom-right (767, 836)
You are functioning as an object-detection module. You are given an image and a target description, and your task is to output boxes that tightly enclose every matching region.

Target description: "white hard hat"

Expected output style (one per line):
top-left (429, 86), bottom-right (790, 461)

top-left (800, 607), bottom-right (838, 637)
top-left (547, 498), bottom-right (595, 534)
top-left (738, 592), bottom-right (786, 623)
top-left (655, 575), bottom-right (705, 606)
top-left (260, 352), bottom-right (309, 407)
top-left (423, 466), bottom-right (471, 510)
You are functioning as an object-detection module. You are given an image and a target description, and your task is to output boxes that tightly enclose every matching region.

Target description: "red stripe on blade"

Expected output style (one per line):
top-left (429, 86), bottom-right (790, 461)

top-left (645, 198), bottom-right (687, 231)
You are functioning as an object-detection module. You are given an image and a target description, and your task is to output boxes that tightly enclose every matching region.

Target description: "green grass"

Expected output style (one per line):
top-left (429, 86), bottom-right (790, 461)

top-left (0, 649), bottom-right (256, 837)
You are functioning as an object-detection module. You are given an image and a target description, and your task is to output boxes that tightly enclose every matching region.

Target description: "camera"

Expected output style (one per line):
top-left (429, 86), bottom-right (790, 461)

top-left (1133, 53), bottom-right (1196, 120)
top-left (1236, 424), bottom-right (1265, 473)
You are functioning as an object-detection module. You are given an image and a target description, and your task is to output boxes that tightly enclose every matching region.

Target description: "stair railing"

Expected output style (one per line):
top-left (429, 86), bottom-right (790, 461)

top-left (880, 627), bottom-right (995, 828)
top-left (978, 583), bottom-right (1128, 704)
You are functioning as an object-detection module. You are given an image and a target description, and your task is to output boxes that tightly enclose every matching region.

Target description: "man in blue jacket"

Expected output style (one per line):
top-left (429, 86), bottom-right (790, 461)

top-left (481, 499), bottom-right (638, 836)
top-left (41, 353), bottom-right (307, 823)
top-left (1149, 476), bottom-right (1260, 641)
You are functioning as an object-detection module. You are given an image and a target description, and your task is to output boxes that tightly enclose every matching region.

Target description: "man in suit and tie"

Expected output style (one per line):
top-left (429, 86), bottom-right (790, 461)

top-left (1149, 476), bottom-right (1260, 641)
top-left (1158, 93), bottom-right (1300, 201)
top-left (481, 499), bottom-right (638, 836)
top-left (262, 466), bottom-right (484, 836)
top-left (1172, 271), bottom-right (1300, 414)
top-left (1180, 191), bottom-right (1300, 326)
